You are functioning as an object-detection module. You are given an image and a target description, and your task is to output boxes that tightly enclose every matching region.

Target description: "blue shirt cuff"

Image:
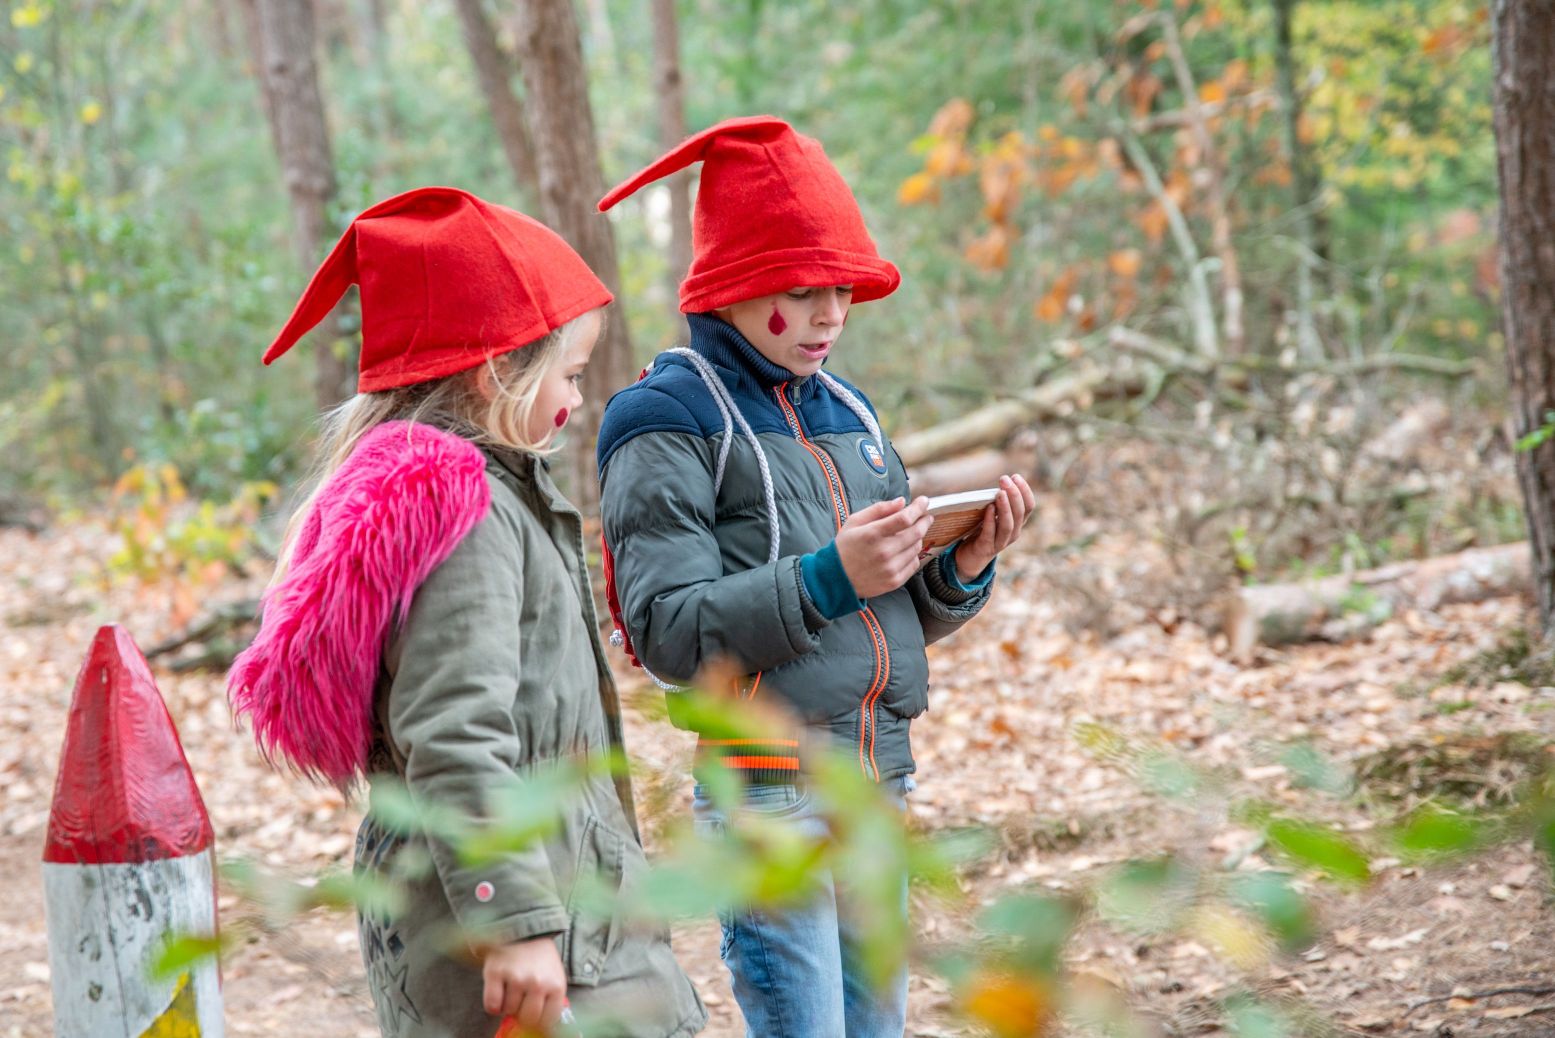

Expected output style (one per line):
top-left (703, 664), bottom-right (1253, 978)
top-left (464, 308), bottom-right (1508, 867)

top-left (800, 542), bottom-right (864, 620)
top-left (941, 541), bottom-right (995, 593)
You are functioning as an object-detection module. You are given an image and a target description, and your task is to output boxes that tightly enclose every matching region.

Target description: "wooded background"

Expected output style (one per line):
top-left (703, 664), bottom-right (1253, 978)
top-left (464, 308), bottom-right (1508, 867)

top-left (1, 0), bottom-right (1550, 627)
top-left (8, 4), bottom-right (1555, 1035)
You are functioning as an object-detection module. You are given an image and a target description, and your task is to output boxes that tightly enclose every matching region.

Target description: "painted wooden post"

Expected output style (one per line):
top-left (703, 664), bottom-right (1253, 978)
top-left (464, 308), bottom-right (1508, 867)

top-left (42, 624), bottom-right (224, 1036)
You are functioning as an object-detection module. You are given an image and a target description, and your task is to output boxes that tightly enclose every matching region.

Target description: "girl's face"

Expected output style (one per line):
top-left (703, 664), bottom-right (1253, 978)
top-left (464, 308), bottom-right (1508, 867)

top-left (525, 308), bottom-right (602, 445)
top-left (716, 285), bottom-right (853, 377)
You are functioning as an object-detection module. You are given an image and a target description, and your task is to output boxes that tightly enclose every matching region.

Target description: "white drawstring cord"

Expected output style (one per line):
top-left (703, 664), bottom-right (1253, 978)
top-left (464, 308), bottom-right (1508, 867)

top-left (612, 354), bottom-right (886, 690)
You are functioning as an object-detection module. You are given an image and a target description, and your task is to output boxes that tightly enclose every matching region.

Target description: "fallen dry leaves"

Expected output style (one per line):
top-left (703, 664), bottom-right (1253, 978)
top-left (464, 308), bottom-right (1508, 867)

top-left (2, 497), bottom-right (1555, 1036)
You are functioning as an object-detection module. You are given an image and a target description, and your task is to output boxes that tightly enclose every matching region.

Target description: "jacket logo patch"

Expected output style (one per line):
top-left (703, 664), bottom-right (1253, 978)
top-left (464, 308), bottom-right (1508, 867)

top-left (859, 438), bottom-right (888, 477)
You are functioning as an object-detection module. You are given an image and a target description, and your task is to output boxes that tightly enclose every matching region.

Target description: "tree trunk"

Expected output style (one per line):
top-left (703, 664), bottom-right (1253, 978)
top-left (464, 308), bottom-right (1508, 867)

top-left (235, 0), bottom-right (281, 145)
top-left (453, 0), bottom-right (540, 202)
top-left (1493, 0), bottom-right (1555, 637)
top-left (510, 0), bottom-right (636, 509)
top-left (253, 0), bottom-right (355, 410)
top-left (650, 0), bottom-right (693, 336)
top-left (356, 0), bottom-right (400, 142)
top-left (1272, 0), bottom-right (1319, 361)
top-left (208, 0), bottom-right (235, 59)
top-left (1161, 11), bottom-right (1245, 356)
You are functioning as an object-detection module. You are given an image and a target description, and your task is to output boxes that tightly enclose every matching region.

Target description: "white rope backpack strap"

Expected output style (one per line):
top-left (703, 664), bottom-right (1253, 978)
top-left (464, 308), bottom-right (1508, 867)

top-left (814, 370), bottom-right (884, 457)
top-left (664, 349), bottom-right (735, 495)
top-left (667, 348), bottom-right (781, 566)
top-left (621, 349), bottom-right (783, 692)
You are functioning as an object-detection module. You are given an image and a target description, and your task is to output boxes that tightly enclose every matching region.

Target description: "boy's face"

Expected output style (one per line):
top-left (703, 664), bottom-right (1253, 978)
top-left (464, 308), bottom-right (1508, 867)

top-left (715, 285), bottom-right (853, 377)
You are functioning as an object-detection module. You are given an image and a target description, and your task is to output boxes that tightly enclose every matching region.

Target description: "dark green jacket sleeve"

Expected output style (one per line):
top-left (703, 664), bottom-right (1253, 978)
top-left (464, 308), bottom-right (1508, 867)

top-left (601, 431), bottom-right (830, 684)
top-left (890, 443), bottom-right (995, 644)
top-left (383, 491), bottom-right (569, 947)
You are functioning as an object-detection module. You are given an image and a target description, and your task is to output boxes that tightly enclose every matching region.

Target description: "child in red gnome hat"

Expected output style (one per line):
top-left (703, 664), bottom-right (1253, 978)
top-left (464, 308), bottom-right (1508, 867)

top-left (227, 187), bottom-right (706, 1038)
top-left (595, 118), bottom-right (1036, 1035)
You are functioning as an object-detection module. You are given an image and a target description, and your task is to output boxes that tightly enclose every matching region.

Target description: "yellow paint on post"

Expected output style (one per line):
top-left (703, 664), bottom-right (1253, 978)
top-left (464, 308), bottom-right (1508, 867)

top-left (142, 973), bottom-right (201, 1038)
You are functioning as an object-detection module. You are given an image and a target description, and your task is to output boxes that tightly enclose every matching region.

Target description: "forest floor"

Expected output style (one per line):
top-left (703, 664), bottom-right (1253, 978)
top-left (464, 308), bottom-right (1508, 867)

top-left (4, 493), bottom-right (1555, 1037)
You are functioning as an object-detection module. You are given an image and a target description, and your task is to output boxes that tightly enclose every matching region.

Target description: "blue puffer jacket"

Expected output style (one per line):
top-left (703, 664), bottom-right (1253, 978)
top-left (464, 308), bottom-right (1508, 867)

top-left (598, 313), bottom-right (993, 784)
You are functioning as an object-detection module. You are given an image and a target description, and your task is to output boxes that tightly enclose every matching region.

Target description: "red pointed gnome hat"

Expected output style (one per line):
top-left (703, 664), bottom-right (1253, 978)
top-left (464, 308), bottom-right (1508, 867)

top-left (598, 115), bottom-right (900, 313)
top-left (264, 186), bottom-right (612, 392)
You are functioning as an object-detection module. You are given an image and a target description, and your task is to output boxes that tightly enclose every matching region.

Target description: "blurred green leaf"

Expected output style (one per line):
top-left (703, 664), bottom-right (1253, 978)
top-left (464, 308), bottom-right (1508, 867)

top-left (1138, 750), bottom-right (1201, 799)
top-left (1096, 856), bottom-right (1194, 934)
top-left (309, 869), bottom-right (406, 917)
top-left (1228, 871), bottom-right (1316, 952)
top-left (462, 763), bottom-right (596, 867)
top-left (976, 892), bottom-right (1077, 976)
top-left (696, 756), bottom-right (744, 816)
top-left (1392, 805), bottom-right (1488, 860)
top-left (147, 933), bottom-right (227, 981)
top-left (1266, 819), bottom-right (1371, 884)
top-left (908, 827), bottom-right (994, 894)
top-left (1225, 992), bottom-right (1294, 1038)
top-left (1074, 721), bottom-right (1130, 761)
top-left (1279, 743), bottom-right (1355, 797)
top-left (365, 782), bottom-right (469, 844)
top-left (1516, 412), bottom-right (1555, 452)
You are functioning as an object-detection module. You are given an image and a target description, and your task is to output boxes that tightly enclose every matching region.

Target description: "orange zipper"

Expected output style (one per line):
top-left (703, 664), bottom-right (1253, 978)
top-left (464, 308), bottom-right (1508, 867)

top-left (774, 383), bottom-right (890, 780)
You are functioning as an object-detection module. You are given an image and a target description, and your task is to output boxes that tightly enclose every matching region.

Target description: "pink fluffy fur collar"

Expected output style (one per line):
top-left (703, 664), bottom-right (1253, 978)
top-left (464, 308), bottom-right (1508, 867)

top-left (228, 421), bottom-right (492, 786)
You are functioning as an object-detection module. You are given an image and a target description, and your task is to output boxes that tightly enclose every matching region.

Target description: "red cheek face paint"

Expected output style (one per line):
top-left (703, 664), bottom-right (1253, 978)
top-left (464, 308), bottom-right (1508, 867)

top-left (554, 408), bottom-right (569, 428)
top-left (767, 308), bottom-right (787, 336)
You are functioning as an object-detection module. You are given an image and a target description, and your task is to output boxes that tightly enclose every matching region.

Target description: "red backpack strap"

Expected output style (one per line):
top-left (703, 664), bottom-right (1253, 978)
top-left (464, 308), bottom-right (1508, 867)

top-left (601, 361), bottom-right (657, 669)
top-left (601, 531), bottom-right (644, 670)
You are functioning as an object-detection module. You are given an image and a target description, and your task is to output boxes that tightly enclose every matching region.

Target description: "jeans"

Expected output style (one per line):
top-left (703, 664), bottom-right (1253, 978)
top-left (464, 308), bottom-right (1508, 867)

top-left (692, 776), bottom-right (915, 1038)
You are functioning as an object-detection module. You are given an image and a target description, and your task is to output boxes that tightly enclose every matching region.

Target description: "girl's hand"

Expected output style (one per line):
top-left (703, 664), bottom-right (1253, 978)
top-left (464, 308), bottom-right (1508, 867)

top-left (482, 936), bottom-right (567, 1031)
top-left (953, 475), bottom-right (1036, 584)
top-left (836, 496), bottom-right (934, 598)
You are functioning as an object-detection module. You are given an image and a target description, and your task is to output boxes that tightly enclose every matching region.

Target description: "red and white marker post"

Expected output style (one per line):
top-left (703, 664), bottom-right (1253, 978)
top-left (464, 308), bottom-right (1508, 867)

top-left (42, 624), bottom-right (224, 1036)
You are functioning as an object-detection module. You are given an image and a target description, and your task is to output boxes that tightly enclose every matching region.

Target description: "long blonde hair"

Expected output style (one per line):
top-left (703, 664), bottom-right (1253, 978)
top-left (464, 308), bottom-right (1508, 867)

top-left (272, 313), bottom-right (594, 580)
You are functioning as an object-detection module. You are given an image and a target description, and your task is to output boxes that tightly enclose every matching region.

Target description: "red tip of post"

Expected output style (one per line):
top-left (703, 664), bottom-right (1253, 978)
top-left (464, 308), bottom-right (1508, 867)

top-left (44, 625), bottom-right (213, 864)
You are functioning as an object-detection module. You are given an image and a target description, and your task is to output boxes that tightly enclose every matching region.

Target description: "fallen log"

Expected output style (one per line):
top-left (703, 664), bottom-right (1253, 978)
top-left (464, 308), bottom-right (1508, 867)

top-left (895, 365), bottom-right (1145, 467)
top-left (1365, 399), bottom-right (1452, 465)
top-left (1224, 542), bottom-right (1532, 660)
top-left (891, 330), bottom-right (1477, 472)
top-left (906, 439), bottom-right (1040, 497)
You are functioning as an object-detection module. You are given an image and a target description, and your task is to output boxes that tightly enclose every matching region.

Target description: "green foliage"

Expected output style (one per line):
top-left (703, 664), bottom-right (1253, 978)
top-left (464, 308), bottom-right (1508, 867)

top-left (148, 934), bottom-right (231, 983)
top-left (152, 672), bottom-right (1555, 1035)
top-left (105, 459), bottom-right (277, 607)
top-left (1, 0), bottom-right (1505, 505)
top-left (1096, 856), bottom-right (1196, 934)
top-left (1389, 803), bottom-right (1489, 861)
top-left (1228, 871), bottom-right (1316, 952)
top-left (1335, 583), bottom-right (1392, 625)
top-left (1516, 411), bottom-right (1555, 452)
top-left (1230, 526), bottom-right (1258, 577)
top-left (1224, 992), bottom-right (1297, 1038)
top-left (974, 891), bottom-right (1078, 978)
top-left (1265, 818), bottom-right (1371, 884)
top-left (1279, 741), bottom-right (1355, 798)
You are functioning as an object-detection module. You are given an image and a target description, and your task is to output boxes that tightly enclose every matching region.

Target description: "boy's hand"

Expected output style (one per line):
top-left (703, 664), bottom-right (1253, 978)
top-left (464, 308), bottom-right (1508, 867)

top-left (836, 496), bottom-right (933, 598)
top-left (953, 475), bottom-right (1036, 584)
top-left (482, 936), bottom-right (567, 1031)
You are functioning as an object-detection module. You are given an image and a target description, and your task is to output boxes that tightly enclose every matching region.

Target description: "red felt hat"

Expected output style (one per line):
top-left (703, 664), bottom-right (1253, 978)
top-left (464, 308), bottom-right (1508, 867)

top-left (264, 186), bottom-right (612, 393)
top-left (598, 116), bottom-right (900, 313)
